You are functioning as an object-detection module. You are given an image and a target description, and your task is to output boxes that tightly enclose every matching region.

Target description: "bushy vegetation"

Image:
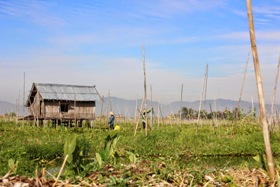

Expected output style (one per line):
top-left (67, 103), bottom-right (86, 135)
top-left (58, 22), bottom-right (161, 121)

top-left (0, 118), bottom-right (279, 185)
top-left (179, 106), bottom-right (256, 120)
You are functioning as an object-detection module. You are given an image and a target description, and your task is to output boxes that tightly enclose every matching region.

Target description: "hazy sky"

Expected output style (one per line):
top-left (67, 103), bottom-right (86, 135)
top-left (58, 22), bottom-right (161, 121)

top-left (1, 0), bottom-right (280, 105)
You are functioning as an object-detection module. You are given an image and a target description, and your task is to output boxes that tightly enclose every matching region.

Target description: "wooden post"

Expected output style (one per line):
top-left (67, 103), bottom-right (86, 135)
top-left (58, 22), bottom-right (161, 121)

top-left (246, 0), bottom-right (275, 179)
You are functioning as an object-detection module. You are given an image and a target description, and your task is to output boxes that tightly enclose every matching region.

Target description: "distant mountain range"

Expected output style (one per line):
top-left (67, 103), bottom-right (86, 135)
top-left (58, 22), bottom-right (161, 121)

top-left (0, 100), bottom-right (18, 115)
top-left (1, 97), bottom-right (278, 117)
top-left (97, 97), bottom-right (275, 117)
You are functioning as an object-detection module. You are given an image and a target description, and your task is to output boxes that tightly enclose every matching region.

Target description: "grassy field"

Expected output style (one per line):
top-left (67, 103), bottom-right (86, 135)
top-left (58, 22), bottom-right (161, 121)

top-left (0, 119), bottom-right (279, 186)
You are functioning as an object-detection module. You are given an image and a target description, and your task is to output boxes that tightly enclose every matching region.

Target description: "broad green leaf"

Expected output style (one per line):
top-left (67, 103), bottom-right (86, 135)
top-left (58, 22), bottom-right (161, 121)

top-left (96, 152), bottom-right (103, 167)
top-left (127, 151), bottom-right (137, 164)
top-left (64, 135), bottom-right (77, 163)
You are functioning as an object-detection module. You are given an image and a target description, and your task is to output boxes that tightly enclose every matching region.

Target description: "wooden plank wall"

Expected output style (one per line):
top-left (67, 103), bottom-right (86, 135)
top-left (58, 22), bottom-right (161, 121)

top-left (44, 101), bottom-right (95, 119)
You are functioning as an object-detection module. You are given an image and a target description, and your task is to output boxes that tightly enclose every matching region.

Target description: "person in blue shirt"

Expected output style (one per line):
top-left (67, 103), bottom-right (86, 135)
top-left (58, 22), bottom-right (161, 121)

top-left (108, 111), bottom-right (115, 130)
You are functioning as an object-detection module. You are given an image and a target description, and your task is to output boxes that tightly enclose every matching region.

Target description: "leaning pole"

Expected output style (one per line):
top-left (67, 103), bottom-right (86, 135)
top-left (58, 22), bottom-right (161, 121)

top-left (246, 0), bottom-right (275, 179)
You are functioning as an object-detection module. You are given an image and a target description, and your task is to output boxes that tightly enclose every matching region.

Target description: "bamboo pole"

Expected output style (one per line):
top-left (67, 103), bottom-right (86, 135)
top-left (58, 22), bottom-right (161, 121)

top-left (16, 95), bottom-right (18, 126)
top-left (93, 85), bottom-right (104, 117)
top-left (180, 84), bottom-right (183, 127)
top-left (108, 90), bottom-right (112, 112)
top-left (22, 72), bottom-right (25, 127)
top-left (235, 50), bottom-right (250, 132)
top-left (204, 64), bottom-right (208, 105)
top-left (196, 94), bottom-right (203, 133)
top-left (93, 85), bottom-right (103, 102)
top-left (135, 94), bottom-right (138, 121)
top-left (209, 103), bottom-right (216, 131)
top-left (150, 85), bottom-right (153, 130)
top-left (197, 94), bottom-right (203, 122)
top-left (105, 90), bottom-right (111, 128)
top-left (158, 98), bottom-right (165, 126)
top-left (169, 104), bottom-right (174, 127)
top-left (18, 89), bottom-right (20, 122)
top-left (269, 55), bottom-right (280, 128)
top-left (18, 89), bottom-right (21, 120)
top-left (134, 95), bottom-right (145, 136)
top-left (22, 72), bottom-right (25, 117)
top-left (158, 102), bottom-right (164, 125)
top-left (142, 44), bottom-right (148, 136)
top-left (53, 154), bottom-right (68, 187)
top-left (197, 64), bottom-right (208, 123)
top-left (246, 0), bottom-right (275, 179)
top-left (157, 97), bottom-right (160, 127)
top-left (101, 96), bottom-right (104, 117)
top-left (59, 101), bottom-right (62, 127)
top-left (74, 95), bottom-right (77, 127)
top-left (276, 108), bottom-right (280, 126)
top-left (124, 106), bottom-right (127, 121)
top-left (251, 96), bottom-right (254, 115)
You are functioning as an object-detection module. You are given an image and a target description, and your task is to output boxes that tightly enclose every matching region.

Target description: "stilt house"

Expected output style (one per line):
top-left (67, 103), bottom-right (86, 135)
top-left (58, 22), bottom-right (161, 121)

top-left (26, 83), bottom-right (100, 123)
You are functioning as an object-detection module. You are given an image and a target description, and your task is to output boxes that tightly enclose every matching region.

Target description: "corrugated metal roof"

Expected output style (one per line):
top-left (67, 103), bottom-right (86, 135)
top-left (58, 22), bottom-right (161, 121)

top-left (35, 83), bottom-right (99, 101)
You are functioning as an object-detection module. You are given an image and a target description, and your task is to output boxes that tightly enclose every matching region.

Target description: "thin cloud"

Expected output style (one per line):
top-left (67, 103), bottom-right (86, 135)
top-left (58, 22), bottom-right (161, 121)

top-left (0, 0), bottom-right (65, 26)
top-left (144, 0), bottom-right (226, 17)
top-left (254, 4), bottom-right (280, 26)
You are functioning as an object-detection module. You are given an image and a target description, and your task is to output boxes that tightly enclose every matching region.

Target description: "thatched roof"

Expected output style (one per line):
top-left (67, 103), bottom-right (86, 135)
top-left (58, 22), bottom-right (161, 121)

top-left (26, 83), bottom-right (100, 106)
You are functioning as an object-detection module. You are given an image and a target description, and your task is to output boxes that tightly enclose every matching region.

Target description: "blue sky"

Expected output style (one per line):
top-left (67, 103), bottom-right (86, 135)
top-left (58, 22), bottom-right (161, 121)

top-left (1, 0), bottom-right (280, 105)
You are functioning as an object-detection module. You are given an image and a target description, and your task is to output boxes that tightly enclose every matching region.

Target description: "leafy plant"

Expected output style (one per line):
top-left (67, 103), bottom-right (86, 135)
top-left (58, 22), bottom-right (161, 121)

top-left (64, 135), bottom-right (77, 164)
top-left (95, 134), bottom-right (120, 168)
top-left (63, 134), bottom-right (91, 176)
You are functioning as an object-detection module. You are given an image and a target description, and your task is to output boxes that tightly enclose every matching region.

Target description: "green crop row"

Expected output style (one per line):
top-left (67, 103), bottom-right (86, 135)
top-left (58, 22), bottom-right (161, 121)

top-left (0, 119), bottom-right (280, 185)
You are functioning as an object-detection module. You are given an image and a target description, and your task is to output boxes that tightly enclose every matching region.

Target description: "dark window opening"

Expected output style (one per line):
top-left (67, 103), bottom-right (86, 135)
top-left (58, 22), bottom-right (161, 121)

top-left (60, 104), bottom-right (69, 112)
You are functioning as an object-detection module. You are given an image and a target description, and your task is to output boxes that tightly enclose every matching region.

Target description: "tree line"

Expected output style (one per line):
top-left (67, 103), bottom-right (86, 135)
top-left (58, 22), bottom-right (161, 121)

top-left (177, 106), bottom-right (257, 121)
